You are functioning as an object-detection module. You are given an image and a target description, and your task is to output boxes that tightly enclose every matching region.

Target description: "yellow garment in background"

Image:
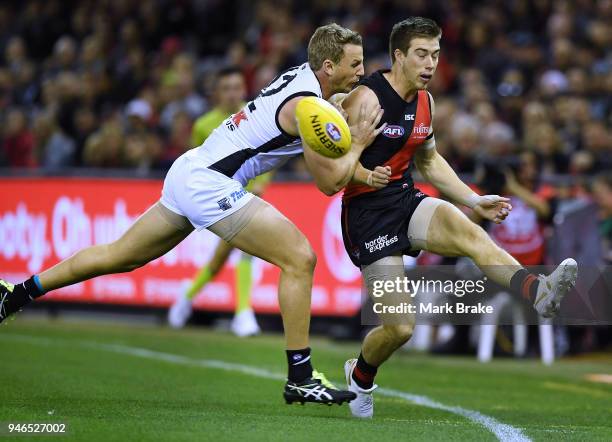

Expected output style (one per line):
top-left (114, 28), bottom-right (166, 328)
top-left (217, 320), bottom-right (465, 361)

top-left (191, 105), bottom-right (273, 190)
top-left (191, 107), bottom-right (241, 147)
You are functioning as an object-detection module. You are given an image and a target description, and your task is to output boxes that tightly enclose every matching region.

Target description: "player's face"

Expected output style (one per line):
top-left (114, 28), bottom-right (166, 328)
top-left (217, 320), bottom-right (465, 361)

top-left (217, 73), bottom-right (246, 112)
top-left (398, 37), bottom-right (440, 90)
top-left (331, 44), bottom-right (364, 93)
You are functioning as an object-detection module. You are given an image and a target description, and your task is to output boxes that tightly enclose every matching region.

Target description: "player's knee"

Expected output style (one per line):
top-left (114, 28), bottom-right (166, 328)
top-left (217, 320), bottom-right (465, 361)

top-left (384, 324), bottom-right (414, 346)
top-left (291, 240), bottom-right (317, 273)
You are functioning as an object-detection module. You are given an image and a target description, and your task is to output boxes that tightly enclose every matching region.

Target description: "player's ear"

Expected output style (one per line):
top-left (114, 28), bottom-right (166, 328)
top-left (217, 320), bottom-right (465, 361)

top-left (393, 48), bottom-right (405, 63)
top-left (322, 59), bottom-right (335, 77)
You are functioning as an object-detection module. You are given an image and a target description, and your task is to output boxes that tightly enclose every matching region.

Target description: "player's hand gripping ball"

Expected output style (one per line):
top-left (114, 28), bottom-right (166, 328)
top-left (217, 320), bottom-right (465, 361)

top-left (296, 97), bottom-right (351, 158)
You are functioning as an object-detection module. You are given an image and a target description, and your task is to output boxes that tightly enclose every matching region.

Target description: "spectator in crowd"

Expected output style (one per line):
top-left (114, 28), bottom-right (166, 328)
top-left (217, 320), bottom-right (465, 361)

top-left (191, 67), bottom-right (246, 146)
top-left (0, 0), bottom-right (606, 184)
top-left (82, 119), bottom-right (124, 168)
top-left (524, 123), bottom-right (569, 177)
top-left (159, 53), bottom-right (206, 131)
top-left (72, 106), bottom-right (98, 165)
top-left (473, 151), bottom-right (555, 266)
top-left (447, 113), bottom-right (481, 174)
top-left (33, 111), bottom-right (75, 170)
top-left (1, 108), bottom-right (35, 167)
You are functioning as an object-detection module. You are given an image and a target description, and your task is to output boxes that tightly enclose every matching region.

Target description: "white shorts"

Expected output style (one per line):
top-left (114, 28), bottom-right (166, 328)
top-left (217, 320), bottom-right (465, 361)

top-left (160, 153), bottom-right (255, 231)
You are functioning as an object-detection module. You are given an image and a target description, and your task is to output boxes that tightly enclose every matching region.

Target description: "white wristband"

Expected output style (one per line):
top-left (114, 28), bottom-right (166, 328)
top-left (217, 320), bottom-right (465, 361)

top-left (466, 193), bottom-right (481, 209)
top-left (366, 171), bottom-right (373, 186)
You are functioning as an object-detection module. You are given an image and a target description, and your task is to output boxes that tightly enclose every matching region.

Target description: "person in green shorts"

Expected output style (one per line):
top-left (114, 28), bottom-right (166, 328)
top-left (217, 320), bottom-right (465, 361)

top-left (168, 173), bottom-right (272, 335)
top-left (168, 67), bottom-right (267, 335)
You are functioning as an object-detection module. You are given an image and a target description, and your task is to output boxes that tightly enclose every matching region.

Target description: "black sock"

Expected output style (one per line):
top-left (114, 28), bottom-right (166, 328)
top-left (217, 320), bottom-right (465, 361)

top-left (2, 276), bottom-right (43, 318)
top-left (352, 352), bottom-right (378, 389)
top-left (286, 348), bottom-right (313, 383)
top-left (510, 269), bottom-right (539, 303)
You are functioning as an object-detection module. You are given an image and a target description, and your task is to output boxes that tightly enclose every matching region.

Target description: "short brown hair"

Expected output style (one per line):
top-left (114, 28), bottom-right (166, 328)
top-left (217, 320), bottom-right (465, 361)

top-left (308, 23), bottom-right (362, 70)
top-left (389, 17), bottom-right (442, 63)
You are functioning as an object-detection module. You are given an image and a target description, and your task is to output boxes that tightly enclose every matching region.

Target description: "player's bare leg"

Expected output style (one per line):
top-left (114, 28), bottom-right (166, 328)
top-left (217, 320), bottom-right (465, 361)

top-left (417, 198), bottom-right (577, 317)
top-left (345, 255), bottom-right (414, 418)
top-left (360, 256), bottom-right (414, 366)
top-left (423, 201), bottom-right (522, 284)
top-left (216, 197), bottom-right (355, 405)
top-left (39, 204), bottom-right (192, 291)
top-left (0, 203), bottom-right (192, 323)
top-left (205, 241), bottom-right (234, 277)
top-left (345, 198), bottom-right (577, 418)
top-left (225, 201), bottom-right (316, 351)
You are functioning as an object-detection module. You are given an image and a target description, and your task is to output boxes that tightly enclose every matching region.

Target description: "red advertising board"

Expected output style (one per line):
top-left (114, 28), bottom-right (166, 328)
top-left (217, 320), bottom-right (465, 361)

top-left (0, 177), bottom-right (438, 316)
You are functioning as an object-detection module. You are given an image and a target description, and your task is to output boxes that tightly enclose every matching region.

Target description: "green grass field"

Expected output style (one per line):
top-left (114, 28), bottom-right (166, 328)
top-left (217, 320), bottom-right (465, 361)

top-left (0, 318), bottom-right (610, 441)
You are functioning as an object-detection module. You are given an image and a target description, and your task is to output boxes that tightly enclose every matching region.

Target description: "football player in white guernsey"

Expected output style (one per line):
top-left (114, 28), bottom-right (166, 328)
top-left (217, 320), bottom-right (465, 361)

top-left (0, 24), bottom-right (387, 406)
top-left (337, 17), bottom-right (577, 419)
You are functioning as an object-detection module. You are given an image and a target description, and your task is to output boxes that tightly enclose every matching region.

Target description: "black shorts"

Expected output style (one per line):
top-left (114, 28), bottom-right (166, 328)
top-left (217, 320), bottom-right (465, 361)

top-left (341, 187), bottom-right (428, 268)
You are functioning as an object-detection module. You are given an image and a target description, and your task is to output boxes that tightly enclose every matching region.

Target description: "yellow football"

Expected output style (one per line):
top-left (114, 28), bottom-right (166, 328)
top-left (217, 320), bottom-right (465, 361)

top-left (296, 96), bottom-right (351, 159)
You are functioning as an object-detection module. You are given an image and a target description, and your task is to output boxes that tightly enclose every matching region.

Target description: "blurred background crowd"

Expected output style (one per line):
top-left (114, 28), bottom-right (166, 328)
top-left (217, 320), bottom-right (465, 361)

top-left (0, 0), bottom-right (610, 354)
top-left (0, 0), bottom-right (610, 262)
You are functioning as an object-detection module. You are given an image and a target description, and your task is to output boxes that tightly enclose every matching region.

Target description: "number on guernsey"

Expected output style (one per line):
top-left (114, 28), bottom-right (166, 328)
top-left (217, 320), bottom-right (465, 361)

top-left (248, 66), bottom-right (300, 112)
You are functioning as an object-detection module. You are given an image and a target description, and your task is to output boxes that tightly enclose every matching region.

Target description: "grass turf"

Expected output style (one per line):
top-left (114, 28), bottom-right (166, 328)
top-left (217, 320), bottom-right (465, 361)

top-left (0, 318), bottom-right (610, 441)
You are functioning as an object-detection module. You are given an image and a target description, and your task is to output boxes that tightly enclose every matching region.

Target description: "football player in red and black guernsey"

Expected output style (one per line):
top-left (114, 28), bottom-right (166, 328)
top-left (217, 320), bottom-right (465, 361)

top-left (336, 17), bottom-right (577, 418)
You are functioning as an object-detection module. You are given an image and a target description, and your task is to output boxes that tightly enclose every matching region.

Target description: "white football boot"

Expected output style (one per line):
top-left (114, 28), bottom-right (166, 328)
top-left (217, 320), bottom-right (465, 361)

top-left (230, 308), bottom-right (261, 337)
top-left (344, 358), bottom-right (378, 418)
top-left (533, 258), bottom-right (578, 318)
top-left (168, 293), bottom-right (193, 329)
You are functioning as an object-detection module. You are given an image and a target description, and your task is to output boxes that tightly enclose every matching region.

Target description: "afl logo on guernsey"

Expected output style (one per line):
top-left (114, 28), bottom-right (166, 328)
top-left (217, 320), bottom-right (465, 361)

top-left (325, 123), bottom-right (342, 142)
top-left (382, 125), bottom-right (405, 138)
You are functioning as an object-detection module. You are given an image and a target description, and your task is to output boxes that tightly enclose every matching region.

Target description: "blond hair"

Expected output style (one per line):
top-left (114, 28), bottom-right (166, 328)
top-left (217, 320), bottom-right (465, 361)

top-left (307, 23), bottom-right (362, 70)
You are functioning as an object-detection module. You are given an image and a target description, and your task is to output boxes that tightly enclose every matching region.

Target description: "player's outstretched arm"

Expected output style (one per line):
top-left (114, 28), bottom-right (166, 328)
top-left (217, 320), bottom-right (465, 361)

top-left (414, 147), bottom-right (512, 224)
top-left (328, 90), bottom-right (391, 189)
top-left (302, 88), bottom-right (385, 195)
top-left (414, 94), bottom-right (511, 224)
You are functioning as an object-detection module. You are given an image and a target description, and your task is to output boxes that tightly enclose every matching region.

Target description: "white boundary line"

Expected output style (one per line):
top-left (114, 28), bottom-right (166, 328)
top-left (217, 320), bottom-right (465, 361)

top-left (2, 334), bottom-right (531, 441)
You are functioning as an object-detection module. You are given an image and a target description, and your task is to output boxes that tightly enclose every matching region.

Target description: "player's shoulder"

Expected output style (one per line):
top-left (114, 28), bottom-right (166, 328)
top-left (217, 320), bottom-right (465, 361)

top-left (296, 67), bottom-right (322, 95)
top-left (263, 63), bottom-right (321, 104)
top-left (342, 85), bottom-right (379, 110)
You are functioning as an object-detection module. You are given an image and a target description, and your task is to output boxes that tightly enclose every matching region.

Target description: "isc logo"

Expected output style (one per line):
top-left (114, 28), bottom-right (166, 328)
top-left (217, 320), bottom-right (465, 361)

top-left (382, 125), bottom-right (405, 138)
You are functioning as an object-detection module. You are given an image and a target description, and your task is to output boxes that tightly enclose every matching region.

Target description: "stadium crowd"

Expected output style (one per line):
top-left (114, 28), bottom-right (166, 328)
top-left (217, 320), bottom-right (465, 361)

top-left (0, 0), bottom-right (610, 263)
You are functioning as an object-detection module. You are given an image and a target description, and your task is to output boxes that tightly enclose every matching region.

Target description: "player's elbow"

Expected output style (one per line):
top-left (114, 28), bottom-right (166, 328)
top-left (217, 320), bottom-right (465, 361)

top-left (312, 172), bottom-right (345, 196)
top-left (328, 175), bottom-right (352, 195)
top-left (317, 181), bottom-right (339, 196)
top-left (328, 185), bottom-right (343, 196)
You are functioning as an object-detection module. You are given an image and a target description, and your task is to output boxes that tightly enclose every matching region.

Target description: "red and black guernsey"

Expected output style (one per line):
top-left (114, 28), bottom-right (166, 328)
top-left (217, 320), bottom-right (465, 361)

top-left (343, 70), bottom-right (433, 203)
top-left (340, 70), bottom-right (433, 267)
